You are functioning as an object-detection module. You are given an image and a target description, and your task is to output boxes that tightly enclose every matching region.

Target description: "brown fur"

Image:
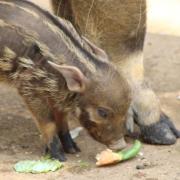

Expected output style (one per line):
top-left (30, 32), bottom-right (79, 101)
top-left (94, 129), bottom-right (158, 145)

top-left (52, 0), bottom-right (146, 59)
top-left (51, 0), bottom-right (160, 129)
top-left (51, 0), bottom-right (180, 145)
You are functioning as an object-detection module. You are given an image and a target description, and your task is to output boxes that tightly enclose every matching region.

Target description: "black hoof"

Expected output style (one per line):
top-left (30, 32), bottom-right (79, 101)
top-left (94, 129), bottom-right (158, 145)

top-left (51, 152), bottom-right (67, 162)
top-left (46, 135), bottom-right (67, 162)
top-left (140, 122), bottom-right (176, 145)
top-left (59, 131), bottom-right (80, 154)
top-left (139, 113), bottom-right (179, 145)
top-left (160, 113), bottom-right (180, 138)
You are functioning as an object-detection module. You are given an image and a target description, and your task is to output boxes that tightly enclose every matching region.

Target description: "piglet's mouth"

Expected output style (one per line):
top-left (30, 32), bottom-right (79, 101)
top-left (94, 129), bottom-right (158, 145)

top-left (108, 137), bottom-right (127, 151)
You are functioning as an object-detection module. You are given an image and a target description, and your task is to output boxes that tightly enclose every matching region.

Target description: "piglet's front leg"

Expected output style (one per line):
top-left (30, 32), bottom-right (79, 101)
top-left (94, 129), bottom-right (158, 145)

top-left (53, 108), bottom-right (80, 154)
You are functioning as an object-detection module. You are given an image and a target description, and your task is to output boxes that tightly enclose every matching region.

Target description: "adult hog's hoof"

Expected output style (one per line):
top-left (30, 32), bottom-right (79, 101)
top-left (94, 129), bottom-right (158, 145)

top-left (140, 122), bottom-right (176, 145)
top-left (59, 131), bottom-right (81, 154)
top-left (140, 113), bottom-right (180, 145)
top-left (160, 113), bottom-right (180, 138)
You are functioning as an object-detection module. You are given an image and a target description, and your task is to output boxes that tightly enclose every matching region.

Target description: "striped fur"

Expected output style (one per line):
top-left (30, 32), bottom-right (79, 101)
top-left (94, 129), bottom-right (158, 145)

top-left (0, 0), bottom-right (131, 160)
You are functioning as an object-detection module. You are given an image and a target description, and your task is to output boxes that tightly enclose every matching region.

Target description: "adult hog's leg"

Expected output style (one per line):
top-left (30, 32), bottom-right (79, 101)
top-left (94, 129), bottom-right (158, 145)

top-left (118, 52), bottom-right (179, 144)
top-left (131, 84), bottom-right (179, 144)
top-left (51, 0), bottom-right (180, 145)
top-left (19, 90), bottom-right (66, 161)
top-left (133, 89), bottom-right (180, 144)
top-left (53, 108), bottom-right (80, 154)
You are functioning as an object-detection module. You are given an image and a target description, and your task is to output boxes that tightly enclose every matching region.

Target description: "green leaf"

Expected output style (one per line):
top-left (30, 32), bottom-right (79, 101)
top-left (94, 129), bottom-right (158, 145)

top-left (14, 159), bottom-right (63, 173)
top-left (78, 160), bottom-right (89, 168)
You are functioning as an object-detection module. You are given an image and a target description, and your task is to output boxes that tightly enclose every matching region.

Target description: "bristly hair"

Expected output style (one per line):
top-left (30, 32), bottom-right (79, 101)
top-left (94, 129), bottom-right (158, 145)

top-left (13, 0), bottom-right (109, 69)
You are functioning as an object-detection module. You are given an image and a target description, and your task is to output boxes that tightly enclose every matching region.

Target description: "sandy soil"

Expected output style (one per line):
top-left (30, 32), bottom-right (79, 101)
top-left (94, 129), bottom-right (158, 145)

top-left (0, 1), bottom-right (180, 180)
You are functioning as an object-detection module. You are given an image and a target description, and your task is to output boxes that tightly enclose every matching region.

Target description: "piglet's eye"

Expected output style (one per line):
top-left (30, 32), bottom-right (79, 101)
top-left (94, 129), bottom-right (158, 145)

top-left (97, 107), bottom-right (109, 119)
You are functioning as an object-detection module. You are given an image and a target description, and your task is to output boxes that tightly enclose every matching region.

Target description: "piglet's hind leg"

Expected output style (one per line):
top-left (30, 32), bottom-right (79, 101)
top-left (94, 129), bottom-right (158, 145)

top-left (20, 93), bottom-right (66, 161)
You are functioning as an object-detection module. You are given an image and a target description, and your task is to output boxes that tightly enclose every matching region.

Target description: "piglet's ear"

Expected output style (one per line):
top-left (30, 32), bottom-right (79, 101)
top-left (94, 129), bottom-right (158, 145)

top-left (48, 61), bottom-right (87, 92)
top-left (82, 36), bottom-right (109, 62)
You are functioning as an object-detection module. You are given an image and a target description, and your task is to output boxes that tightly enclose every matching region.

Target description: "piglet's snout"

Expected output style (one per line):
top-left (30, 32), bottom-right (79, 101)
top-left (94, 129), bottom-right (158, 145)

top-left (108, 137), bottom-right (127, 151)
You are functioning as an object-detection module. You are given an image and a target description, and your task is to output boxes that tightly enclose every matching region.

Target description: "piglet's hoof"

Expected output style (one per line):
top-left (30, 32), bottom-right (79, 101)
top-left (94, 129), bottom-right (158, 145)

top-left (59, 131), bottom-right (81, 154)
top-left (46, 135), bottom-right (67, 162)
top-left (51, 152), bottom-right (67, 162)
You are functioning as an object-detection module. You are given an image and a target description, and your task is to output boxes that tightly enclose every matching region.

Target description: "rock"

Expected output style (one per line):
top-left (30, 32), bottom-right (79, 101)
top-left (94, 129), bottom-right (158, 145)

top-left (136, 161), bottom-right (156, 170)
top-left (136, 164), bottom-right (145, 170)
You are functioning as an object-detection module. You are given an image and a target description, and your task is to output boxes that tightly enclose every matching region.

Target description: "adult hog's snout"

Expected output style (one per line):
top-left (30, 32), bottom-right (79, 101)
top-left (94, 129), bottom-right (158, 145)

top-left (78, 67), bottom-right (131, 149)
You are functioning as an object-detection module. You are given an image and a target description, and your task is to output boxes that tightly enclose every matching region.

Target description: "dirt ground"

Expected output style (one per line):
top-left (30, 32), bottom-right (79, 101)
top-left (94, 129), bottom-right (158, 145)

top-left (0, 1), bottom-right (180, 180)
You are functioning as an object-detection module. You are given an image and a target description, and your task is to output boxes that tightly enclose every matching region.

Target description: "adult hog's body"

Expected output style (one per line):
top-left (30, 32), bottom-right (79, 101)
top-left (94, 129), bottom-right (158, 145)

top-left (0, 0), bottom-right (131, 161)
top-left (51, 0), bottom-right (180, 144)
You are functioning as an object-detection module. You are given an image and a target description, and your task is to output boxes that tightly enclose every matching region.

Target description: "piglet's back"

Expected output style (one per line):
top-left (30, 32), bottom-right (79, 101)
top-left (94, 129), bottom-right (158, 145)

top-left (0, 0), bottom-right (100, 74)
